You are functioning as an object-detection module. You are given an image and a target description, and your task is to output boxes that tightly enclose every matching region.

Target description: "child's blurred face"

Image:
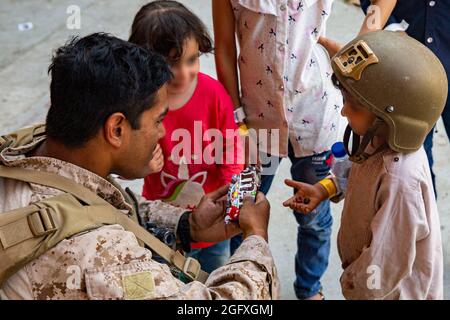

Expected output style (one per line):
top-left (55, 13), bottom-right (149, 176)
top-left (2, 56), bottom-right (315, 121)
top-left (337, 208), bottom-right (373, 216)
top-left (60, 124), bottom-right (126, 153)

top-left (340, 88), bottom-right (376, 136)
top-left (167, 37), bottom-right (200, 95)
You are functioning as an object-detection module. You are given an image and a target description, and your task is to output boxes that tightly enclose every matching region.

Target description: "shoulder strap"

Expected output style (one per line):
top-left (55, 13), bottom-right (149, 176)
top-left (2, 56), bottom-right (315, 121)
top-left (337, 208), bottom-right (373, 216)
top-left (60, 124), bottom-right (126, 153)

top-left (0, 165), bottom-right (208, 284)
top-left (0, 124), bottom-right (46, 153)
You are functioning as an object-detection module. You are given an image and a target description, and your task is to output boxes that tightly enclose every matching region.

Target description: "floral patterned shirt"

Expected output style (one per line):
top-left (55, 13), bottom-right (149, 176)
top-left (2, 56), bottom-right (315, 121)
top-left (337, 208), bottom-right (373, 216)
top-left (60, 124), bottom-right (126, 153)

top-left (231, 0), bottom-right (343, 157)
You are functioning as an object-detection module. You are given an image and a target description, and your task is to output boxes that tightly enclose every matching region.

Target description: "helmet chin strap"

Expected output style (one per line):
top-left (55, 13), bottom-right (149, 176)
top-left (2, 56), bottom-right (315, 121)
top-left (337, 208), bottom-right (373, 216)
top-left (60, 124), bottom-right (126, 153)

top-left (343, 118), bottom-right (387, 164)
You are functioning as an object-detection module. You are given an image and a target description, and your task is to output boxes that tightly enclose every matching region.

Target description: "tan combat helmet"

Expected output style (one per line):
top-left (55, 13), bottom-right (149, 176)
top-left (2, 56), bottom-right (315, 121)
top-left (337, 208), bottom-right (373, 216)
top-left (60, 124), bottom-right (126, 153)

top-left (331, 30), bottom-right (448, 162)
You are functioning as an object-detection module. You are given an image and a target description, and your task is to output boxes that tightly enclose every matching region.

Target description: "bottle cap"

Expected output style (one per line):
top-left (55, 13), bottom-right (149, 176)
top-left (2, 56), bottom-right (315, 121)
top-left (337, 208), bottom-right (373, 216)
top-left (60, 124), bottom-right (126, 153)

top-left (331, 142), bottom-right (347, 158)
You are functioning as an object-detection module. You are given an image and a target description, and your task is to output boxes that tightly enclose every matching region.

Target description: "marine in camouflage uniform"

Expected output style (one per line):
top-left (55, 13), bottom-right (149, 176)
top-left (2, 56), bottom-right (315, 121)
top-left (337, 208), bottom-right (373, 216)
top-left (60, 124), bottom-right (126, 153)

top-left (0, 33), bottom-right (279, 300)
top-left (0, 131), bottom-right (279, 300)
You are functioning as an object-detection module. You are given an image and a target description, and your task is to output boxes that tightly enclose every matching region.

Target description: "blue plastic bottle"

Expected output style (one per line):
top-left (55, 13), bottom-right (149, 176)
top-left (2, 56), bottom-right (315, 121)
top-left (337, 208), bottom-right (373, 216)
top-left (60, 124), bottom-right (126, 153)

top-left (331, 142), bottom-right (352, 194)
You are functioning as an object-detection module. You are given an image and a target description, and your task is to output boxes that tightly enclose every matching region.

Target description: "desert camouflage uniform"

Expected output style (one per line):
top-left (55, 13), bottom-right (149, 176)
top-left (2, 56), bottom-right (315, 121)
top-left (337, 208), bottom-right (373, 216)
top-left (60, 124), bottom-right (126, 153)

top-left (0, 135), bottom-right (279, 300)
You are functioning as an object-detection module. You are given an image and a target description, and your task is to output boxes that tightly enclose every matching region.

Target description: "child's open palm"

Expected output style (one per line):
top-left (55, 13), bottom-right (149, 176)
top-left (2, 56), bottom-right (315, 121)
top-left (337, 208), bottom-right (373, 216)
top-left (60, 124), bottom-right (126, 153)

top-left (283, 179), bottom-right (328, 214)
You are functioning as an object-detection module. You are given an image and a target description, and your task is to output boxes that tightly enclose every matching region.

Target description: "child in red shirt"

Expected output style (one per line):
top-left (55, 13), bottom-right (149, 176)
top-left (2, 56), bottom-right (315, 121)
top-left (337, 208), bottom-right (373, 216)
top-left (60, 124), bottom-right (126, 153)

top-left (129, 0), bottom-right (243, 273)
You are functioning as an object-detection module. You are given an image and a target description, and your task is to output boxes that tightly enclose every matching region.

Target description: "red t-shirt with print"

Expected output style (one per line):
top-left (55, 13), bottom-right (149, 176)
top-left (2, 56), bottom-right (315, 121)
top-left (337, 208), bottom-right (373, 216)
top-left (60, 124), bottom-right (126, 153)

top-left (142, 72), bottom-right (243, 249)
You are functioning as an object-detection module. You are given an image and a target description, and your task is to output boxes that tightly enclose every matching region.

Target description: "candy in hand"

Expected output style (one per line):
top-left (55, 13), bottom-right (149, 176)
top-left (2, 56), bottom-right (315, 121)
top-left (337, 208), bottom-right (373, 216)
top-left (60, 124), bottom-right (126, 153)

top-left (225, 166), bottom-right (261, 224)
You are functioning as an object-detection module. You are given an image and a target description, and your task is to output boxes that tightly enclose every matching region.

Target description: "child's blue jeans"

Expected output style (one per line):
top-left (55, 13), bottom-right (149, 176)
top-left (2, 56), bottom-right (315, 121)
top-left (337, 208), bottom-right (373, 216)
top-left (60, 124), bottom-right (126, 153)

top-left (187, 240), bottom-right (230, 274)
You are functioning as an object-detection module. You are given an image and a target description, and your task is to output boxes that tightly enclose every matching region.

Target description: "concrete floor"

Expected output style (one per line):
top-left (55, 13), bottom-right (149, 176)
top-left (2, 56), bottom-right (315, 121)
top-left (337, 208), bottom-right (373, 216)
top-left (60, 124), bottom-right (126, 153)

top-left (0, 0), bottom-right (448, 300)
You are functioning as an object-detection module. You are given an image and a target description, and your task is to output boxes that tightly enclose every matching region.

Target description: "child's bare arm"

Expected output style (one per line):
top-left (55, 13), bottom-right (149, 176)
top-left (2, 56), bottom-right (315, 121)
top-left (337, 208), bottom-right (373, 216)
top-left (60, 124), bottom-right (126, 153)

top-left (359, 0), bottom-right (397, 35)
top-left (213, 0), bottom-right (260, 166)
top-left (318, 36), bottom-right (343, 58)
top-left (212, 0), bottom-right (241, 108)
top-left (319, 0), bottom-right (397, 58)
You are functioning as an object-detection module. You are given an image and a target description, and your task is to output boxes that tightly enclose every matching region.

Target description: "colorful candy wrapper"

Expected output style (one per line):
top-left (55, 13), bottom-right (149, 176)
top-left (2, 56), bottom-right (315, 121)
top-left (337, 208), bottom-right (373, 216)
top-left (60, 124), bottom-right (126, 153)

top-left (225, 166), bottom-right (262, 224)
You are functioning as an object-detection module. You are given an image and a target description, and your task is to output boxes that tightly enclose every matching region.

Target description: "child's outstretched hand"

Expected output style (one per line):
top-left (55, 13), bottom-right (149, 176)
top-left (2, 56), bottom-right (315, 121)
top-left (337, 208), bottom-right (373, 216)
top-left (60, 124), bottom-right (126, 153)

top-left (148, 144), bottom-right (164, 173)
top-left (283, 179), bottom-right (328, 214)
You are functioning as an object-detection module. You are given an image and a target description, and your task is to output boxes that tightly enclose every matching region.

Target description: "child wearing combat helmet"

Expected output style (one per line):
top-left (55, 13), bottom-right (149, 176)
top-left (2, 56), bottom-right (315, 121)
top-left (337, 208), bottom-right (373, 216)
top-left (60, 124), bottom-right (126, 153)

top-left (283, 30), bottom-right (447, 300)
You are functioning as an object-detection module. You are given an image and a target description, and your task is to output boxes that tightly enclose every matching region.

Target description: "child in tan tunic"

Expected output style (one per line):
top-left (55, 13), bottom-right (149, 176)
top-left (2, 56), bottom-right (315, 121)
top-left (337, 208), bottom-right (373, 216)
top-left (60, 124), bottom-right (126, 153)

top-left (283, 30), bottom-right (447, 299)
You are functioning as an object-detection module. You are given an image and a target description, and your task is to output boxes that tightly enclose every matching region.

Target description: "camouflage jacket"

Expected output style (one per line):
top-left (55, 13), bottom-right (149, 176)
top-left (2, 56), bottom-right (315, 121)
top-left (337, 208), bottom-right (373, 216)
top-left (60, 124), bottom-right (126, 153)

top-left (0, 135), bottom-right (279, 300)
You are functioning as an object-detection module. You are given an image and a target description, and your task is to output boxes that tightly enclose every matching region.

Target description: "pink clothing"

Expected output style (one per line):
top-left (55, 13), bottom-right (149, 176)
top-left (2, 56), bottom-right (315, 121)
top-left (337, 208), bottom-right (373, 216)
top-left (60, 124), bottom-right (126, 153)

top-left (230, 0), bottom-right (343, 157)
top-left (142, 72), bottom-right (243, 249)
top-left (338, 147), bottom-right (443, 299)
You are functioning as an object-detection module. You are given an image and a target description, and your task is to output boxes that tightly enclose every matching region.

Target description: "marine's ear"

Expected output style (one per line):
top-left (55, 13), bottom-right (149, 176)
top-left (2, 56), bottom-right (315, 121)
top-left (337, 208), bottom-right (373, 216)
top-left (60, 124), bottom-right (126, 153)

top-left (104, 112), bottom-right (127, 148)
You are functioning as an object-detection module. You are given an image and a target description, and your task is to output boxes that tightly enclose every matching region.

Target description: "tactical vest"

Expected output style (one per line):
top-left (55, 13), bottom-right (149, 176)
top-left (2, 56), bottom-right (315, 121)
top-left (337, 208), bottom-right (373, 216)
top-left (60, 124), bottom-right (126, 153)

top-left (0, 125), bottom-right (208, 288)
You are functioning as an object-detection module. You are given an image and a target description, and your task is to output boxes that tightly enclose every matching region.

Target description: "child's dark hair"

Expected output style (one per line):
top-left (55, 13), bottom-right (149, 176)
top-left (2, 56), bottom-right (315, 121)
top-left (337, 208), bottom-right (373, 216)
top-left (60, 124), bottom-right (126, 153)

top-left (129, 0), bottom-right (213, 63)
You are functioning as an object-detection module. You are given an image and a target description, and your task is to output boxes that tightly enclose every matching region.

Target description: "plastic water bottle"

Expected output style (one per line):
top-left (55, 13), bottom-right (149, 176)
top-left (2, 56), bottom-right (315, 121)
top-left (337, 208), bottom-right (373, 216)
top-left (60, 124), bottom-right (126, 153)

top-left (331, 142), bottom-right (352, 194)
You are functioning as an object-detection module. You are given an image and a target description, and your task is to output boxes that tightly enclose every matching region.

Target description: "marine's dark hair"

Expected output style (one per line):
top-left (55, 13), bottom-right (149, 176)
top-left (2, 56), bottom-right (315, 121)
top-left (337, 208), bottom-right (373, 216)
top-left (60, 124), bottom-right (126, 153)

top-left (46, 32), bottom-right (172, 148)
top-left (129, 0), bottom-right (213, 63)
